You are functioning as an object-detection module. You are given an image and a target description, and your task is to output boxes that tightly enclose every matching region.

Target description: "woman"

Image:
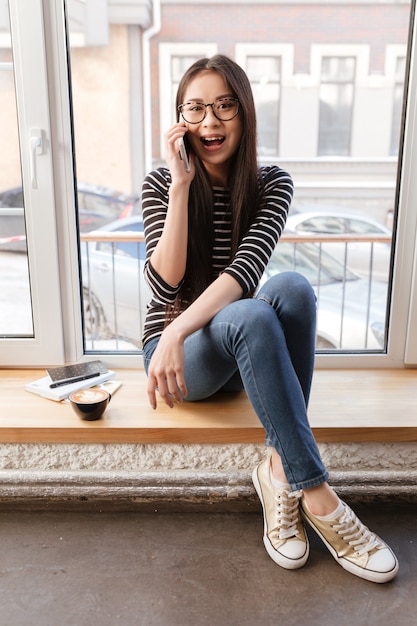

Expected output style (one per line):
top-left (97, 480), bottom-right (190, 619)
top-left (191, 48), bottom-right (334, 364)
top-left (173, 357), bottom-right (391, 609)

top-left (142, 55), bottom-right (398, 583)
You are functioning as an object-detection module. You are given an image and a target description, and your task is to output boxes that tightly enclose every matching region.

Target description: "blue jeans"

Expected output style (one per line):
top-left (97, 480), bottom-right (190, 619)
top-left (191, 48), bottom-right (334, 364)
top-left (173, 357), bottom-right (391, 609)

top-left (143, 271), bottom-right (329, 491)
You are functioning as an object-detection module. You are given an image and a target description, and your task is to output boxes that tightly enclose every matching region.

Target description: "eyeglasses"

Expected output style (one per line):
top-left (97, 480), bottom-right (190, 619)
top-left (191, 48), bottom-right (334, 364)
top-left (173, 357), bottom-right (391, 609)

top-left (178, 98), bottom-right (240, 124)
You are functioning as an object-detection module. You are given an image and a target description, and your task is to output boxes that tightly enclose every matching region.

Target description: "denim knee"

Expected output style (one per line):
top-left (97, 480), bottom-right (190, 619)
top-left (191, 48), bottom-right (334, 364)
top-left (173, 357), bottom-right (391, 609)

top-left (221, 297), bottom-right (278, 337)
top-left (257, 271), bottom-right (316, 324)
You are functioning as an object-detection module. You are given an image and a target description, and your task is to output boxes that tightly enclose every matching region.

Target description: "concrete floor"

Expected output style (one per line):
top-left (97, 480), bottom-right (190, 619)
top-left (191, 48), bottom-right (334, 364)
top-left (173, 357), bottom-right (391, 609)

top-left (0, 500), bottom-right (415, 626)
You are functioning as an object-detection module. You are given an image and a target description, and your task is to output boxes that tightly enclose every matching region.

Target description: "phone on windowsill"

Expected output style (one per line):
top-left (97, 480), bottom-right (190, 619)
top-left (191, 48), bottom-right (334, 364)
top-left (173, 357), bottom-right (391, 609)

top-left (178, 136), bottom-right (190, 172)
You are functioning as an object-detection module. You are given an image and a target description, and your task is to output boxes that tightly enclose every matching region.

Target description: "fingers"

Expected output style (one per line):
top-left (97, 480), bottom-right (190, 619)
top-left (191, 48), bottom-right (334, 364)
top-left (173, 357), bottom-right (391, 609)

top-left (175, 371), bottom-right (187, 400)
top-left (165, 123), bottom-right (187, 155)
top-left (147, 370), bottom-right (187, 409)
top-left (147, 379), bottom-right (158, 410)
top-left (146, 310), bottom-right (188, 410)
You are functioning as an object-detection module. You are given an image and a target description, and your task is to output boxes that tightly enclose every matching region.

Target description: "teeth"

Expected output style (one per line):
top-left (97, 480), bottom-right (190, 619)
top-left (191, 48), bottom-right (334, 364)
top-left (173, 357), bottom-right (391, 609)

top-left (204, 137), bottom-right (222, 142)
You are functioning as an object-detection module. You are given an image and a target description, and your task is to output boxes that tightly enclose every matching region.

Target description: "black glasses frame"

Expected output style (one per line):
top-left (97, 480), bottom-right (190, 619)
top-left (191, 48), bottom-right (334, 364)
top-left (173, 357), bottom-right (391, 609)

top-left (178, 98), bottom-right (240, 124)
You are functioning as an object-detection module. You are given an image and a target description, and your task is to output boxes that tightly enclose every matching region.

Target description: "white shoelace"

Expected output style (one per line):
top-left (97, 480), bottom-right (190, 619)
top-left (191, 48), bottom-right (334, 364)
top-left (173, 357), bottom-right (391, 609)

top-left (273, 489), bottom-right (303, 540)
top-left (332, 505), bottom-right (382, 556)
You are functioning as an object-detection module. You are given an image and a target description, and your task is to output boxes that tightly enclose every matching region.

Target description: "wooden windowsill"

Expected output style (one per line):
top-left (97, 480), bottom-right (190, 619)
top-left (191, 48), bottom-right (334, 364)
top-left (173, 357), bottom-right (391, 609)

top-left (1, 368), bottom-right (416, 444)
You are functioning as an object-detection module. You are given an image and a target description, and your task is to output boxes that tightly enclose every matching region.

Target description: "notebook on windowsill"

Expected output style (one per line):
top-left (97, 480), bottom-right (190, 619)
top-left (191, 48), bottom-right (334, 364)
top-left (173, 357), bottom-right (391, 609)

top-left (25, 370), bottom-right (116, 402)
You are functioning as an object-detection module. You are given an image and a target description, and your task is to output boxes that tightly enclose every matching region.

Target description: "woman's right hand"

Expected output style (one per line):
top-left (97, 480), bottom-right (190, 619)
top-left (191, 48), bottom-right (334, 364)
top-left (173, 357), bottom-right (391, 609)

top-left (146, 322), bottom-right (187, 410)
top-left (164, 123), bottom-right (195, 184)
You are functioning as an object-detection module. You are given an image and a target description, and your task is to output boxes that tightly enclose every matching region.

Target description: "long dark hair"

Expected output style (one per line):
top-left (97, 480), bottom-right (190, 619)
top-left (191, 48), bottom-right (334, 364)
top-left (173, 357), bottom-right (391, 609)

top-left (171, 55), bottom-right (259, 315)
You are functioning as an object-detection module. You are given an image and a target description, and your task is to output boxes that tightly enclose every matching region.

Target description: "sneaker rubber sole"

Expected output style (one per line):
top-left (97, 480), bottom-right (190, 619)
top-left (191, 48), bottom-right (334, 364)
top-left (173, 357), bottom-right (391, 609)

top-left (252, 466), bottom-right (309, 570)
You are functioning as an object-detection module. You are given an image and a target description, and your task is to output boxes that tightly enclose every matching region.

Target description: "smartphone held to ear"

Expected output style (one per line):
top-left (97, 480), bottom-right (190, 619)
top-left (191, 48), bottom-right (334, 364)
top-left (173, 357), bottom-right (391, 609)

top-left (178, 137), bottom-right (191, 172)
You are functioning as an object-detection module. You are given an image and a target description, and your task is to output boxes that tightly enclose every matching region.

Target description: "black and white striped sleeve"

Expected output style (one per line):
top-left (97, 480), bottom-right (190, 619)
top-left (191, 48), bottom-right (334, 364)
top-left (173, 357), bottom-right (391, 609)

top-left (223, 166), bottom-right (293, 294)
top-left (141, 168), bottom-right (182, 305)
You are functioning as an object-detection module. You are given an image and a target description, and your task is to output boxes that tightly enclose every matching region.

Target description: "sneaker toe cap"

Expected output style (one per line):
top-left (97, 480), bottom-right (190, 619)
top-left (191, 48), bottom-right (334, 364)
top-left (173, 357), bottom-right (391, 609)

top-left (367, 548), bottom-right (397, 573)
top-left (279, 539), bottom-right (308, 560)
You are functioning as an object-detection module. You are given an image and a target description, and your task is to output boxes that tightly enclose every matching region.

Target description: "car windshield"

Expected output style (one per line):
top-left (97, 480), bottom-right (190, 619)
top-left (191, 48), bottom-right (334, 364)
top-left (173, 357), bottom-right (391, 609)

top-left (267, 241), bottom-right (357, 285)
top-left (347, 218), bottom-right (386, 235)
top-left (296, 216), bottom-right (346, 234)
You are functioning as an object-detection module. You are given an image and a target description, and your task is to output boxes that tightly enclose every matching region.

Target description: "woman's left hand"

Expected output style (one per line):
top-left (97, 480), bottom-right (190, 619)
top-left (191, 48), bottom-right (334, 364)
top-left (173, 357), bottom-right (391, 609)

top-left (146, 325), bottom-right (187, 409)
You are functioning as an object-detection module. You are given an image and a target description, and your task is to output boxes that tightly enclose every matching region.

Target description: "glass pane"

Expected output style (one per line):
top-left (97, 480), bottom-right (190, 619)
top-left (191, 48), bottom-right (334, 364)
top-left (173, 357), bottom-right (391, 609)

top-left (390, 57), bottom-right (407, 156)
top-left (172, 55), bottom-right (200, 81)
top-left (247, 56), bottom-right (281, 81)
top-left (321, 56), bottom-right (355, 82)
top-left (318, 82), bottom-right (354, 155)
top-left (67, 19), bottom-right (145, 351)
top-left (66, 1), bottom-right (412, 356)
top-left (247, 56), bottom-right (280, 156)
top-left (0, 7), bottom-right (33, 337)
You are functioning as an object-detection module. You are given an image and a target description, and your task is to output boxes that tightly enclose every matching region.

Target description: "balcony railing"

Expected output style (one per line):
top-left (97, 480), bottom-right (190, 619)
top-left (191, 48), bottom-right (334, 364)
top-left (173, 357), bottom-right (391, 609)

top-left (80, 231), bottom-right (392, 353)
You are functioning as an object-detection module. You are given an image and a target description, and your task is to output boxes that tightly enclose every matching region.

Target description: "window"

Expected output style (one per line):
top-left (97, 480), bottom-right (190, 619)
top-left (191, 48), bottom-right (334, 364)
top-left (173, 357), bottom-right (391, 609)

top-left (390, 56), bottom-right (406, 156)
top-left (0, 0), bottom-right (67, 366)
top-left (246, 55), bottom-right (281, 157)
top-left (1, 0), bottom-right (417, 370)
top-left (81, 217), bottom-right (148, 351)
top-left (235, 44), bottom-right (293, 159)
top-left (0, 15), bottom-right (31, 338)
top-left (318, 56), bottom-right (356, 156)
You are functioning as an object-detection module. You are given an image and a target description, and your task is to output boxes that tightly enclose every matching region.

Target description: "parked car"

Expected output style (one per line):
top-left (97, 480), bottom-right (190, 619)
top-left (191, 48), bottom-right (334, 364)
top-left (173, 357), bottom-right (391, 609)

top-left (264, 239), bottom-right (388, 349)
top-left (80, 216), bottom-right (150, 348)
top-left (81, 216), bottom-right (387, 351)
top-left (285, 210), bottom-right (392, 282)
top-left (0, 183), bottom-right (140, 252)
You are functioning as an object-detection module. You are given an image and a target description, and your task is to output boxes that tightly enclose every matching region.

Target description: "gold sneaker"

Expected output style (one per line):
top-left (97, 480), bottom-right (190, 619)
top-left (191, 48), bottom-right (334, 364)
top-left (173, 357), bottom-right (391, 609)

top-left (252, 456), bottom-right (309, 569)
top-left (300, 497), bottom-right (399, 583)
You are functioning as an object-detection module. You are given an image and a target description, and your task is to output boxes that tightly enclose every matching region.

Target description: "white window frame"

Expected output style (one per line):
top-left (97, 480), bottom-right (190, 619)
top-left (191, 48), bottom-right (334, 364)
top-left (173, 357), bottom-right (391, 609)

top-left (393, 34), bottom-right (417, 365)
top-left (1, 0), bottom-right (66, 366)
top-left (42, 0), bottom-right (144, 370)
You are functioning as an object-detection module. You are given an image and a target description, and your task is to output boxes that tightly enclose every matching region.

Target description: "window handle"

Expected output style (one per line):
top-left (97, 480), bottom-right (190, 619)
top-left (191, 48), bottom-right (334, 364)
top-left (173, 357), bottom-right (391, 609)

top-left (30, 129), bottom-right (43, 189)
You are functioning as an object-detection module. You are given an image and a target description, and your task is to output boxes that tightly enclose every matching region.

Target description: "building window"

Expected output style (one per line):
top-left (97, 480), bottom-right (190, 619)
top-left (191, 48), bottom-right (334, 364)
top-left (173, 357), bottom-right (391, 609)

top-left (171, 55), bottom-right (201, 98)
top-left (390, 56), bottom-right (406, 156)
top-left (236, 44), bottom-right (293, 160)
top-left (245, 55), bottom-right (281, 157)
top-left (318, 56), bottom-right (356, 156)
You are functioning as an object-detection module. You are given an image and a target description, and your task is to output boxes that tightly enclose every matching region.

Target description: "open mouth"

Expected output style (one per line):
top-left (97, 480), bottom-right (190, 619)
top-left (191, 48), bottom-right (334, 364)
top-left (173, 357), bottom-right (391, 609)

top-left (201, 136), bottom-right (225, 147)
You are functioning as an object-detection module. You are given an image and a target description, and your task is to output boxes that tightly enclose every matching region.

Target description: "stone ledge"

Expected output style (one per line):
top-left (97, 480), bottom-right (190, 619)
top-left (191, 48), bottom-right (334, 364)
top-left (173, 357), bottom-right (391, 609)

top-left (0, 469), bottom-right (416, 508)
top-left (1, 442), bottom-right (417, 506)
top-left (1, 441), bottom-right (417, 472)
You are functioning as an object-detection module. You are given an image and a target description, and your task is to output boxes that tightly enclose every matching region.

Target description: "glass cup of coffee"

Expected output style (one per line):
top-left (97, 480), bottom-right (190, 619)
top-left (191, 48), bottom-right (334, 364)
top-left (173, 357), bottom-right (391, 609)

top-left (69, 388), bottom-right (111, 421)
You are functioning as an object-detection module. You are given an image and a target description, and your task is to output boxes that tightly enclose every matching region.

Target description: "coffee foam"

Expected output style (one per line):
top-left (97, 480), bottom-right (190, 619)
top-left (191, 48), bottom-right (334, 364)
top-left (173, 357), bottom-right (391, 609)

top-left (70, 388), bottom-right (108, 404)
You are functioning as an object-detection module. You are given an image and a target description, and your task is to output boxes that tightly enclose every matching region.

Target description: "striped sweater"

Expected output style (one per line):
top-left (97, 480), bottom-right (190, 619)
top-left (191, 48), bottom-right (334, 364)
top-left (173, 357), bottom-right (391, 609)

top-left (141, 165), bottom-right (293, 347)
